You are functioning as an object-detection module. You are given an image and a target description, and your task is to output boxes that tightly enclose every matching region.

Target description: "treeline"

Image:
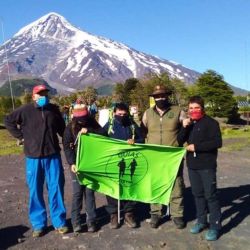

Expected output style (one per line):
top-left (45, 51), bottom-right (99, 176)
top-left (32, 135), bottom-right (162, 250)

top-left (1, 69), bottom-right (249, 124)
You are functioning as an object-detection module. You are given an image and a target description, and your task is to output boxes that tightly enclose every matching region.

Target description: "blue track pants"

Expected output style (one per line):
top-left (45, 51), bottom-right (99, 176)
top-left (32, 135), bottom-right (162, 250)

top-left (25, 154), bottom-right (67, 230)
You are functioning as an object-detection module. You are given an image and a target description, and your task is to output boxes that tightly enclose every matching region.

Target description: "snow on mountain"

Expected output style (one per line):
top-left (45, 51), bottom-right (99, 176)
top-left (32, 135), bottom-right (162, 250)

top-left (0, 12), bottom-right (200, 93)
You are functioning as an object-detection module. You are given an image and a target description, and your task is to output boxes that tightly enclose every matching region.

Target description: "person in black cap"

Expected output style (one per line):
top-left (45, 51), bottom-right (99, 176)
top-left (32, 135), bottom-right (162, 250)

top-left (141, 85), bottom-right (186, 229)
top-left (4, 84), bottom-right (69, 237)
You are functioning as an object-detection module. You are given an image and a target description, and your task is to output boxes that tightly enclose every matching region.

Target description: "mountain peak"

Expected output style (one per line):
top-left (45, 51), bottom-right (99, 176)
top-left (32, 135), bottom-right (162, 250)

top-left (0, 13), bottom-right (201, 94)
top-left (13, 12), bottom-right (78, 40)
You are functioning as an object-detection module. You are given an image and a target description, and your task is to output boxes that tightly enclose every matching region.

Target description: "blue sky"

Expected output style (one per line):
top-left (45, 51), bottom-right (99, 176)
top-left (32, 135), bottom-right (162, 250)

top-left (0, 0), bottom-right (250, 91)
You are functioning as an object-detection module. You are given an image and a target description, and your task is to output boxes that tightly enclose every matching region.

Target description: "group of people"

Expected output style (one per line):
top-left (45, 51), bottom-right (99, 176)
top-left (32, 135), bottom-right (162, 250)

top-left (4, 83), bottom-right (222, 241)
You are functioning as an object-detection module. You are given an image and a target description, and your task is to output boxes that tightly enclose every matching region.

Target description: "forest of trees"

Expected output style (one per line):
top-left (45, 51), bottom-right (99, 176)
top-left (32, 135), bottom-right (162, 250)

top-left (0, 70), bottom-right (249, 124)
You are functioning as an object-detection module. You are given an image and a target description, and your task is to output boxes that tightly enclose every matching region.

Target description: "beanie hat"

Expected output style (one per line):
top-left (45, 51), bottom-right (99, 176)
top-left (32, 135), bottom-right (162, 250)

top-left (72, 103), bottom-right (88, 117)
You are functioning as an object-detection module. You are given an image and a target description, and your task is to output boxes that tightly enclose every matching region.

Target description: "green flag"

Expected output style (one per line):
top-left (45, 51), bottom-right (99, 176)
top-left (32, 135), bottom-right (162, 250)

top-left (76, 133), bottom-right (186, 205)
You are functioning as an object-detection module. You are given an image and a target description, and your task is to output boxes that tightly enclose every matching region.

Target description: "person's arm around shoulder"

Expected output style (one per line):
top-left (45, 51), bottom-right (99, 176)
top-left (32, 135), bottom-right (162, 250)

top-left (133, 122), bottom-right (145, 144)
top-left (140, 111), bottom-right (148, 139)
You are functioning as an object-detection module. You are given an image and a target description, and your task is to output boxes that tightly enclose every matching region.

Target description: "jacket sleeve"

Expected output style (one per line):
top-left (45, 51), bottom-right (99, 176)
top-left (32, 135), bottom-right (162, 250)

top-left (134, 123), bottom-right (145, 143)
top-left (62, 125), bottom-right (76, 166)
top-left (54, 105), bottom-right (65, 137)
top-left (140, 111), bottom-right (148, 139)
top-left (177, 126), bottom-right (191, 146)
top-left (103, 122), bottom-right (110, 134)
top-left (4, 108), bottom-right (24, 140)
top-left (87, 117), bottom-right (108, 136)
top-left (195, 120), bottom-right (222, 152)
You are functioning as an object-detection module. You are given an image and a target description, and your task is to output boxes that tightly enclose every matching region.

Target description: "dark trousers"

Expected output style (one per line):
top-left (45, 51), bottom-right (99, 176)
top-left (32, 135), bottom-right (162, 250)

top-left (188, 168), bottom-right (221, 230)
top-left (106, 195), bottom-right (137, 215)
top-left (71, 173), bottom-right (96, 226)
top-left (150, 163), bottom-right (185, 218)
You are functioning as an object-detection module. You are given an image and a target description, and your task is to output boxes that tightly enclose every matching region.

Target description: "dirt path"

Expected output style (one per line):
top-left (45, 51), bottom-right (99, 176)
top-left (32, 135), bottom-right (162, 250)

top-left (0, 139), bottom-right (249, 250)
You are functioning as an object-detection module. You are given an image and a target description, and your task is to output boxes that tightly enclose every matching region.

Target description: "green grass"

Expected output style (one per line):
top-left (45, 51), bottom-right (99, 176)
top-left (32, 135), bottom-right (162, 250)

top-left (0, 129), bottom-right (23, 155)
top-left (221, 126), bottom-right (250, 152)
top-left (221, 126), bottom-right (250, 138)
top-left (0, 126), bottom-right (249, 155)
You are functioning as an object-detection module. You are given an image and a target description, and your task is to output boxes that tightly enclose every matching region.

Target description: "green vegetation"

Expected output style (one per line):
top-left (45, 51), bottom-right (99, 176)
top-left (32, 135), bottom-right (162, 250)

top-left (221, 126), bottom-right (250, 152)
top-left (0, 126), bottom-right (249, 155)
top-left (221, 126), bottom-right (250, 138)
top-left (193, 70), bottom-right (239, 122)
top-left (0, 78), bottom-right (57, 96)
top-left (0, 129), bottom-right (23, 155)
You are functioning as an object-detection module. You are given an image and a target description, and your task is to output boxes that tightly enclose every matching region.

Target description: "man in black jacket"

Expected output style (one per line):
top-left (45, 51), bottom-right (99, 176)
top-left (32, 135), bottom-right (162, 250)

top-left (4, 84), bottom-right (68, 237)
top-left (177, 96), bottom-right (222, 241)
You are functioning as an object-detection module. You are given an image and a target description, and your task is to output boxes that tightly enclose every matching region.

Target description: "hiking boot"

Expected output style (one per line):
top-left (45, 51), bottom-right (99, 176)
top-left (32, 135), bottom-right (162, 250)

top-left (32, 229), bottom-right (44, 238)
top-left (173, 217), bottom-right (186, 229)
top-left (56, 226), bottom-right (69, 234)
top-left (124, 212), bottom-right (137, 228)
top-left (190, 223), bottom-right (207, 234)
top-left (73, 224), bottom-right (82, 233)
top-left (87, 221), bottom-right (97, 233)
top-left (150, 214), bottom-right (161, 228)
top-left (205, 229), bottom-right (219, 241)
top-left (110, 213), bottom-right (119, 229)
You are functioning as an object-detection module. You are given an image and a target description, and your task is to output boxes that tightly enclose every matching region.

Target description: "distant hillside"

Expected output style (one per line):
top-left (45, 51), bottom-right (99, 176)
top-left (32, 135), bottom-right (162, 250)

top-left (0, 78), bottom-right (57, 96)
top-left (229, 85), bottom-right (249, 96)
top-left (97, 84), bottom-right (114, 95)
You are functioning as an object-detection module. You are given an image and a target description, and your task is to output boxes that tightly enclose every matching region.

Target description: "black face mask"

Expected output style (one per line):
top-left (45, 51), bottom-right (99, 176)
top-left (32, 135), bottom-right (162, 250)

top-left (115, 115), bottom-right (130, 125)
top-left (73, 116), bottom-right (88, 126)
top-left (155, 99), bottom-right (170, 110)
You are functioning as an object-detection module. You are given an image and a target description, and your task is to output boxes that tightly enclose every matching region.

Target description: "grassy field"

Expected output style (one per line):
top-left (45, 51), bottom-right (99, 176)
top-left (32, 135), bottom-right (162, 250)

top-left (0, 129), bottom-right (23, 155)
top-left (0, 126), bottom-right (249, 156)
top-left (221, 126), bottom-right (250, 152)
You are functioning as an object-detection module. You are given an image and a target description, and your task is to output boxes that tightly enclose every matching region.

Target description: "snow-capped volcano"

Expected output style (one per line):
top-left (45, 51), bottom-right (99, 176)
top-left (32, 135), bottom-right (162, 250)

top-left (0, 12), bottom-right (200, 93)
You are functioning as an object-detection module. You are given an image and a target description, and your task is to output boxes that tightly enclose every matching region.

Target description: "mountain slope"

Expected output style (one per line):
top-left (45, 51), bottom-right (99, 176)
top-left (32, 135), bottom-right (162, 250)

top-left (0, 12), bottom-right (202, 94)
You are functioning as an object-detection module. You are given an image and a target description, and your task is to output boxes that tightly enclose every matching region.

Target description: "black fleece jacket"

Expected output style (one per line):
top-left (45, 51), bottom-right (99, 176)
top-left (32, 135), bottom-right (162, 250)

top-left (177, 115), bottom-right (222, 169)
top-left (4, 103), bottom-right (65, 157)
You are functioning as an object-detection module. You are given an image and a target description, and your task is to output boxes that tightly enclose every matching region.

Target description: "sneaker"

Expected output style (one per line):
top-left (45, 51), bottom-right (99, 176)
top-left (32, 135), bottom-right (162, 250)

top-left (124, 212), bottom-right (137, 228)
top-left (150, 214), bottom-right (161, 229)
top-left (56, 226), bottom-right (69, 234)
top-left (73, 224), bottom-right (82, 233)
top-left (205, 229), bottom-right (219, 241)
top-left (32, 229), bottom-right (44, 238)
top-left (87, 222), bottom-right (97, 233)
top-left (173, 217), bottom-right (186, 229)
top-left (110, 213), bottom-right (119, 229)
top-left (190, 223), bottom-right (207, 234)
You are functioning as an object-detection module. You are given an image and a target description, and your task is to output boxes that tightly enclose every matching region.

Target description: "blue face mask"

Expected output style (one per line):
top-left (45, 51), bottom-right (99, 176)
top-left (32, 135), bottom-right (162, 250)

top-left (36, 96), bottom-right (49, 107)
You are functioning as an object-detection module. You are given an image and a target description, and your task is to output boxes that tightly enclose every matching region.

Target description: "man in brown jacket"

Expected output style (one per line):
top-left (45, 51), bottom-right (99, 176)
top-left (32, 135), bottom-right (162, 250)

top-left (141, 85), bottom-right (186, 229)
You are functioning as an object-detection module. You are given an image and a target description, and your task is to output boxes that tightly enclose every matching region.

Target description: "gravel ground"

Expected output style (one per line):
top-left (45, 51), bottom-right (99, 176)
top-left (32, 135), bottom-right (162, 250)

top-left (0, 138), bottom-right (249, 250)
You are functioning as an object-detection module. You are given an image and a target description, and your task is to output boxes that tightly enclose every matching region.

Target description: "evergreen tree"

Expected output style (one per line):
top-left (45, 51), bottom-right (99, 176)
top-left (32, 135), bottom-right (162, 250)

top-left (195, 70), bottom-right (239, 122)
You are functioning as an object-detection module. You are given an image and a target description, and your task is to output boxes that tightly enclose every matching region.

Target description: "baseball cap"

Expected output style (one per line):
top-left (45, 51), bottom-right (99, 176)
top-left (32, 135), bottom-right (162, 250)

top-left (32, 84), bottom-right (50, 95)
